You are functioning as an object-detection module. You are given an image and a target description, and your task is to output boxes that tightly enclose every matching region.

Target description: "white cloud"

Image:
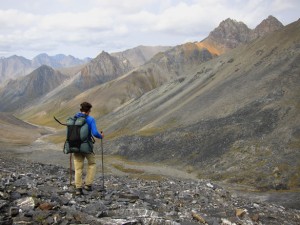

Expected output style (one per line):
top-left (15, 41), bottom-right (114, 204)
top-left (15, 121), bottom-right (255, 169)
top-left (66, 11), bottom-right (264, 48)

top-left (151, 2), bottom-right (224, 34)
top-left (0, 9), bottom-right (36, 28)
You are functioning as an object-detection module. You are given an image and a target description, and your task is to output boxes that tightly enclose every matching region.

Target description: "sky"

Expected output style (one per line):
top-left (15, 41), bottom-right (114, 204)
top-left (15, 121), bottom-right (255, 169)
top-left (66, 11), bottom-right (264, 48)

top-left (0, 0), bottom-right (299, 59)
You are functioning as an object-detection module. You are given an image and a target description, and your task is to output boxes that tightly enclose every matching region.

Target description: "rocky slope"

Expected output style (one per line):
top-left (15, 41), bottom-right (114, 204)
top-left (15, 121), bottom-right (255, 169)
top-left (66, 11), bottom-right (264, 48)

top-left (0, 156), bottom-right (299, 225)
top-left (101, 19), bottom-right (300, 190)
top-left (0, 65), bottom-right (68, 112)
top-left (75, 51), bottom-right (135, 90)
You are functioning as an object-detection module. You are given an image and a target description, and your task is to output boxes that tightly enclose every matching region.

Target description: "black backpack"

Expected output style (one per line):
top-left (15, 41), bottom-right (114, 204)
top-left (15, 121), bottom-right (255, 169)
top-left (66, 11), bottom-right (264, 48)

top-left (54, 115), bottom-right (95, 154)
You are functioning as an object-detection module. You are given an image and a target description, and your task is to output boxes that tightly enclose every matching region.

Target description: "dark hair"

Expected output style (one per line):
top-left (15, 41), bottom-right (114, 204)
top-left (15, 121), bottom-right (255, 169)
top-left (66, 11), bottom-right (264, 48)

top-left (80, 102), bottom-right (92, 113)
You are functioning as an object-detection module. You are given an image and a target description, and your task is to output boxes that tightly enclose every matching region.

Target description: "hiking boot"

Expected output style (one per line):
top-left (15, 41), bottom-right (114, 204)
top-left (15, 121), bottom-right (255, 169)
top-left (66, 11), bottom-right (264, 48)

top-left (84, 185), bottom-right (92, 191)
top-left (75, 188), bottom-right (83, 195)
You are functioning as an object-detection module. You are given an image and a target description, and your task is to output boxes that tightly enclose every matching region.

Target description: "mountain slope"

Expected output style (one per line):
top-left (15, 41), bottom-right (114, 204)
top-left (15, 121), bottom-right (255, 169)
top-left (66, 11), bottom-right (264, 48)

top-left (26, 51), bottom-right (134, 115)
top-left (19, 41), bottom-right (216, 126)
top-left (74, 51), bottom-right (135, 90)
top-left (0, 65), bottom-right (68, 112)
top-left (16, 16), bottom-right (286, 128)
top-left (102, 20), bottom-right (300, 190)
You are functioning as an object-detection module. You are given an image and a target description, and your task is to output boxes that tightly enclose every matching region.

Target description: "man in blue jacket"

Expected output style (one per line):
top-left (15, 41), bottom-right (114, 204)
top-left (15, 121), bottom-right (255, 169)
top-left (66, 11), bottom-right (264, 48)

top-left (74, 102), bottom-right (103, 195)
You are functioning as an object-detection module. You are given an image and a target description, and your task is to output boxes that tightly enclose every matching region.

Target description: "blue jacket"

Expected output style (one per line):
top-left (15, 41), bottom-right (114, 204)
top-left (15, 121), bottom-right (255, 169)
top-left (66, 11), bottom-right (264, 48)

top-left (74, 112), bottom-right (103, 139)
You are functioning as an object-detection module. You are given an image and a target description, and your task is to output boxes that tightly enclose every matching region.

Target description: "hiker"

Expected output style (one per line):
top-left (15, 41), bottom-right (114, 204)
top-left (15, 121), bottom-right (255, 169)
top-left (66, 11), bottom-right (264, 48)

top-left (73, 102), bottom-right (103, 195)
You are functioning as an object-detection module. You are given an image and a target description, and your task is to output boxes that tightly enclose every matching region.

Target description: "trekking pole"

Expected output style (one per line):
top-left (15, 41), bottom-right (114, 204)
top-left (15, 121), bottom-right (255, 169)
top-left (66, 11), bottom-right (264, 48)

top-left (69, 153), bottom-right (72, 186)
top-left (101, 138), bottom-right (105, 190)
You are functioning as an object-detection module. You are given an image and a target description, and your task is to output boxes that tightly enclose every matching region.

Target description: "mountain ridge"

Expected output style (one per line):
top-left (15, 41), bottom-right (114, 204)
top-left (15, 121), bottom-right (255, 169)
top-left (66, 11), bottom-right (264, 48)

top-left (0, 53), bottom-right (88, 84)
top-left (13, 16), bottom-right (288, 125)
top-left (0, 46), bottom-right (172, 85)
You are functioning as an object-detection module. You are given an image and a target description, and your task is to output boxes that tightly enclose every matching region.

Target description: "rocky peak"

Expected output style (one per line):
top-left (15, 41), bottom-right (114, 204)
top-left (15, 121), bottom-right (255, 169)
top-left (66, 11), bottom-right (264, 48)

top-left (251, 15), bottom-right (284, 39)
top-left (29, 65), bottom-right (64, 81)
top-left (208, 18), bottom-right (251, 48)
top-left (77, 51), bottom-right (134, 89)
top-left (95, 50), bottom-right (111, 59)
top-left (24, 65), bottom-right (66, 94)
top-left (90, 50), bottom-right (132, 72)
top-left (34, 64), bottom-right (54, 73)
top-left (204, 16), bottom-right (284, 51)
top-left (91, 51), bottom-right (129, 70)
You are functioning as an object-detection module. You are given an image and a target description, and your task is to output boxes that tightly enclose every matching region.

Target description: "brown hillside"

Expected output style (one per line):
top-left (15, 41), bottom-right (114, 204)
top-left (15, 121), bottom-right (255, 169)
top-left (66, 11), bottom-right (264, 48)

top-left (0, 113), bottom-right (45, 146)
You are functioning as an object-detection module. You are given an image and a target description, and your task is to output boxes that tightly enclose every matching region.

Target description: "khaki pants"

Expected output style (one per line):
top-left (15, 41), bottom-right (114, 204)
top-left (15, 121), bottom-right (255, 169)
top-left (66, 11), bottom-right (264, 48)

top-left (73, 153), bottom-right (96, 188)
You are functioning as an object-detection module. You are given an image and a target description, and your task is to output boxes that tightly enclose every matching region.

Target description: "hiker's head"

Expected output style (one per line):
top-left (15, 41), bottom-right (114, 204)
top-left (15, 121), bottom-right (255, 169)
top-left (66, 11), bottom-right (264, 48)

top-left (80, 102), bottom-right (92, 114)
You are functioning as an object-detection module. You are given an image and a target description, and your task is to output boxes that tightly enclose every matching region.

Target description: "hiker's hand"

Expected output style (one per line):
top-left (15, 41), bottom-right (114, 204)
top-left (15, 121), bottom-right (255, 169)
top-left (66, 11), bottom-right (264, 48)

top-left (101, 131), bottom-right (104, 139)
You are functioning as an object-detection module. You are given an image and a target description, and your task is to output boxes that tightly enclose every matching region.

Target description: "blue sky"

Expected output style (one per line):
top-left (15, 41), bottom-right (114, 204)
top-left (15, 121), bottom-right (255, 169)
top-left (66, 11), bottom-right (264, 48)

top-left (0, 0), bottom-right (299, 59)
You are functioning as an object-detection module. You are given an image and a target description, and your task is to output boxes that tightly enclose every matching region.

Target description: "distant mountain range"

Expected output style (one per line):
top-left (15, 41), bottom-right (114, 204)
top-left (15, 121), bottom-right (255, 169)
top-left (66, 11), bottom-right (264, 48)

top-left (1, 15), bottom-right (299, 190)
top-left (0, 53), bottom-right (90, 84)
top-left (31, 53), bottom-right (91, 68)
top-left (0, 46), bottom-right (173, 85)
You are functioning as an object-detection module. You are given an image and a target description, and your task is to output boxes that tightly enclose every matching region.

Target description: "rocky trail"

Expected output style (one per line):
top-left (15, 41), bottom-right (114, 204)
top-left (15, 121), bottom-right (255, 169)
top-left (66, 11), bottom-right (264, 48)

top-left (0, 154), bottom-right (300, 225)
